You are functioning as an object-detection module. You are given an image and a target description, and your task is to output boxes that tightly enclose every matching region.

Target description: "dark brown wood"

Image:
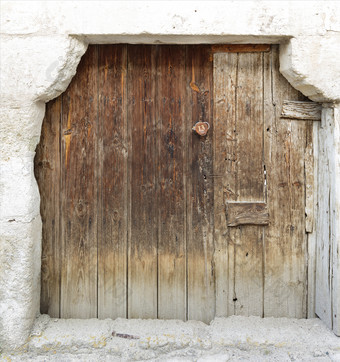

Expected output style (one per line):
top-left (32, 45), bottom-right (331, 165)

top-left (36, 44), bottom-right (313, 322)
top-left (281, 100), bottom-right (322, 121)
top-left (186, 45), bottom-right (215, 323)
top-left (35, 97), bottom-right (61, 317)
top-left (97, 45), bottom-right (128, 318)
top-left (60, 46), bottom-right (98, 318)
top-left (211, 44), bottom-right (271, 53)
top-left (157, 46), bottom-right (186, 320)
top-left (127, 45), bottom-right (158, 318)
top-left (226, 202), bottom-right (269, 226)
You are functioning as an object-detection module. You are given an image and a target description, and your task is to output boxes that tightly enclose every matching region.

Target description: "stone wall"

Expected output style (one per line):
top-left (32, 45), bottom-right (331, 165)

top-left (0, 0), bottom-right (339, 351)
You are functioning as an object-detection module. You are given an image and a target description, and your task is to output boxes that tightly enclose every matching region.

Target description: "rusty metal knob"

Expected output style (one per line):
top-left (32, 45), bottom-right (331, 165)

top-left (192, 121), bottom-right (210, 136)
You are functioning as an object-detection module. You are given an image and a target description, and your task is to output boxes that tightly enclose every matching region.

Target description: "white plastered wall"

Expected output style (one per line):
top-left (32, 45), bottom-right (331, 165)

top-left (0, 0), bottom-right (339, 351)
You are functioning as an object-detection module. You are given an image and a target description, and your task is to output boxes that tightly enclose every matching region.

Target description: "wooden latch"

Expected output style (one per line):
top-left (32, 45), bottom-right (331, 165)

top-left (226, 202), bottom-right (269, 227)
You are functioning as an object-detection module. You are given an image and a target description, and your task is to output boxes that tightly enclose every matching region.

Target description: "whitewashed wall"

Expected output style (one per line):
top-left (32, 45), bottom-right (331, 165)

top-left (0, 0), bottom-right (339, 351)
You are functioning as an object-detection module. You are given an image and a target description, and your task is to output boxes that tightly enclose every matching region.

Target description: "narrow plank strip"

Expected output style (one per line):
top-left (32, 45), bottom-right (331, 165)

top-left (263, 45), bottom-right (308, 318)
top-left (226, 202), bottom-right (269, 227)
top-left (157, 45), bottom-right (186, 320)
top-left (212, 44), bottom-right (270, 53)
top-left (315, 107), bottom-right (333, 327)
top-left (232, 51), bottom-right (264, 316)
top-left (307, 121), bottom-right (318, 318)
top-left (305, 123), bottom-right (314, 233)
top-left (97, 45), bottom-right (128, 319)
top-left (213, 52), bottom-right (237, 317)
top-left (186, 45), bottom-right (215, 323)
top-left (331, 105), bottom-right (340, 335)
top-left (35, 97), bottom-right (61, 317)
top-left (281, 100), bottom-right (321, 121)
top-left (127, 45), bottom-right (157, 318)
top-left (60, 45), bottom-right (98, 318)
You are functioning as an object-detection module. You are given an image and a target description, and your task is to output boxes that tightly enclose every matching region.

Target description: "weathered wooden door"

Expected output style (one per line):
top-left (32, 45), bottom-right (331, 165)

top-left (35, 44), bottom-right (313, 322)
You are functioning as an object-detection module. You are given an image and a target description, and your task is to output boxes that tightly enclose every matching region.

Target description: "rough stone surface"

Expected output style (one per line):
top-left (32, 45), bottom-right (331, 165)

top-left (0, 217), bottom-right (42, 351)
top-left (0, 0), bottom-right (340, 352)
top-left (2, 316), bottom-right (340, 361)
top-left (280, 35), bottom-right (340, 102)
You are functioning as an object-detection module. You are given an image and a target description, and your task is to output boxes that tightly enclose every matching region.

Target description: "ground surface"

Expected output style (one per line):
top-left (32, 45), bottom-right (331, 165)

top-left (1, 315), bottom-right (340, 361)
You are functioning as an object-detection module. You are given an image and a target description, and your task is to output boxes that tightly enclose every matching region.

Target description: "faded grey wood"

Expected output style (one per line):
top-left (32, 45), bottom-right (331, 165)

top-left (232, 52), bottom-right (265, 317)
top-left (263, 45), bottom-right (308, 318)
top-left (281, 100), bottom-right (321, 121)
top-left (305, 123), bottom-right (314, 233)
top-left (315, 106), bottom-right (340, 332)
top-left (307, 121), bottom-right (319, 318)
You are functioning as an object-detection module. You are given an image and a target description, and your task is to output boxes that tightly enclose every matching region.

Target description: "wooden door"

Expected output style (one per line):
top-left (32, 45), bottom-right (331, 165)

top-left (35, 44), bottom-right (313, 322)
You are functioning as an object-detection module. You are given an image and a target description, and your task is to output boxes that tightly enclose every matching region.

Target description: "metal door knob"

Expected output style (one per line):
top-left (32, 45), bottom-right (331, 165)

top-left (192, 121), bottom-right (210, 136)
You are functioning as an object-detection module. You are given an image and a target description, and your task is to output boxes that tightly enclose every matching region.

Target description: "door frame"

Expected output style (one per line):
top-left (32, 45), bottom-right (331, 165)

top-left (2, 32), bottom-right (340, 352)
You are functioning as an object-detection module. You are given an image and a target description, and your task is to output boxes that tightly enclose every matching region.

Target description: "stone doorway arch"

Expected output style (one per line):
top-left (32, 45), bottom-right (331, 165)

top-left (1, 1), bottom-right (339, 350)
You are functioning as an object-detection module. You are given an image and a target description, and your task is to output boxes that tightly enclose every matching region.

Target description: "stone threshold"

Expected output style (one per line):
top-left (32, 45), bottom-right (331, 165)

top-left (2, 315), bottom-right (340, 361)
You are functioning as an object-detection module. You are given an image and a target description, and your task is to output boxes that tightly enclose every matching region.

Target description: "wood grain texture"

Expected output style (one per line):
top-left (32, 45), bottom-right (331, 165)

top-left (97, 45), bottom-right (128, 319)
top-left (232, 52), bottom-right (265, 316)
top-left (263, 46), bottom-right (308, 318)
top-left (307, 121), bottom-right (318, 318)
top-left (315, 107), bottom-right (334, 328)
top-left (187, 45), bottom-right (215, 323)
top-left (213, 52), bottom-right (237, 317)
top-left (157, 46), bottom-right (186, 320)
top-left (37, 44), bottom-right (314, 322)
top-left (127, 45), bottom-right (158, 318)
top-left (305, 122), bottom-right (314, 233)
top-left (226, 202), bottom-right (269, 227)
top-left (281, 100), bottom-right (321, 121)
top-left (211, 44), bottom-right (270, 53)
top-left (35, 97), bottom-right (61, 318)
top-left (60, 46), bottom-right (98, 318)
top-left (331, 105), bottom-right (340, 335)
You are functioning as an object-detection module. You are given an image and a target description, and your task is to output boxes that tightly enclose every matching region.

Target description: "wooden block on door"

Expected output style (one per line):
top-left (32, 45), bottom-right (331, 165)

top-left (226, 202), bottom-right (269, 227)
top-left (281, 100), bottom-right (321, 121)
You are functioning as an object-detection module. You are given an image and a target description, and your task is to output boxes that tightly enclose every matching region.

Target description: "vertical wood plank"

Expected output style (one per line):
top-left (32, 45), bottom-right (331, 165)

top-left (305, 122), bottom-right (314, 234)
top-left (36, 44), bottom-right (313, 323)
top-left (331, 105), bottom-right (340, 335)
top-left (213, 52), bottom-right (237, 317)
top-left (97, 45), bottom-right (128, 319)
top-left (315, 107), bottom-right (333, 327)
top-left (157, 46), bottom-right (186, 320)
top-left (35, 98), bottom-right (61, 317)
top-left (307, 120), bottom-right (318, 318)
top-left (232, 52), bottom-right (265, 316)
top-left (263, 46), bottom-right (308, 318)
top-left (60, 45), bottom-right (98, 318)
top-left (127, 45), bottom-right (158, 318)
top-left (186, 45), bottom-right (215, 323)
